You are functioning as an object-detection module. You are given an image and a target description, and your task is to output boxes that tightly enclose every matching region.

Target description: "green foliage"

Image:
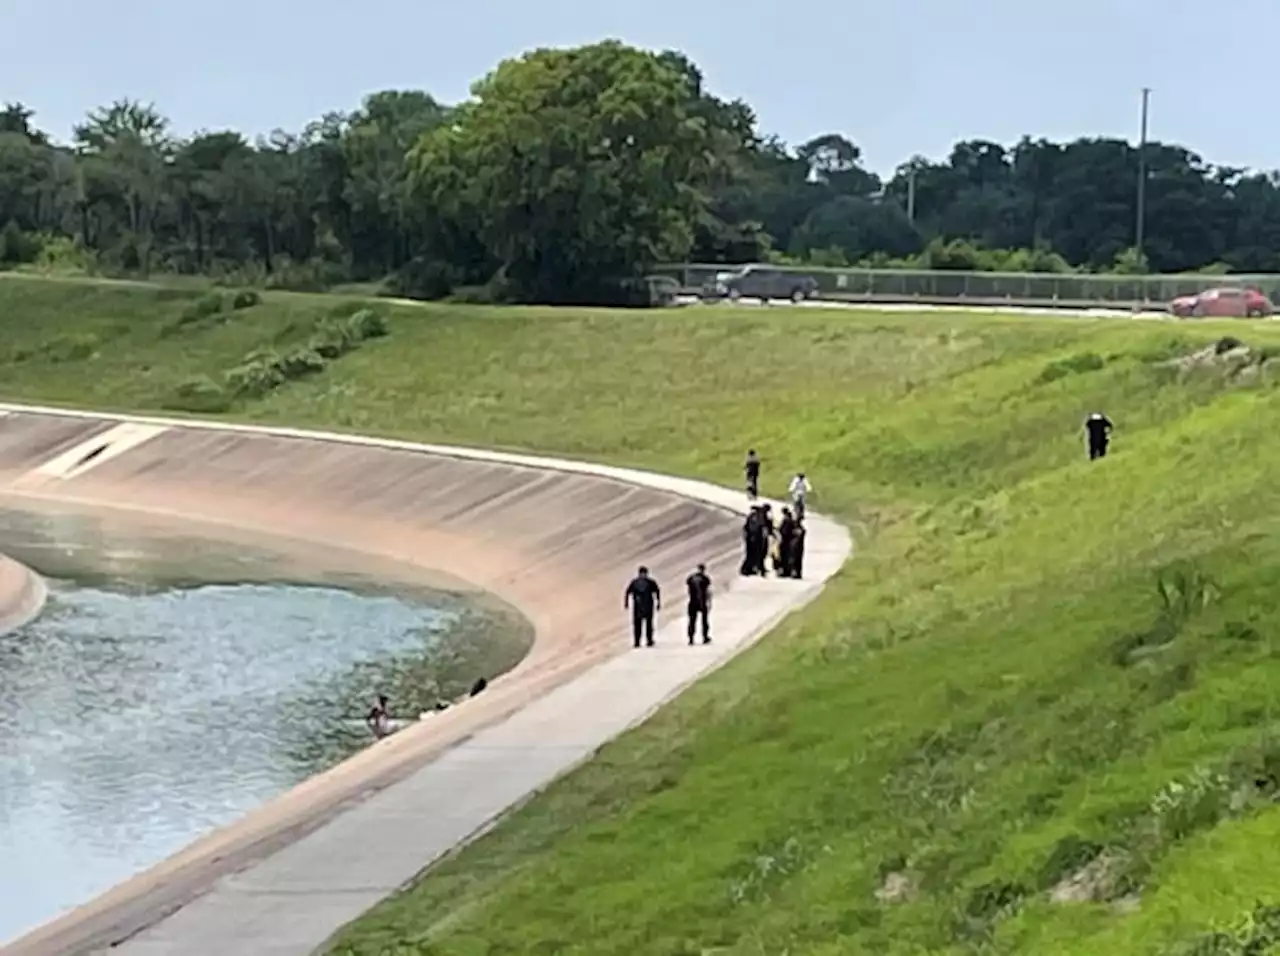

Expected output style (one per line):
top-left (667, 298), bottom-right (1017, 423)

top-left (5, 52), bottom-right (1280, 295)
top-left (1037, 351), bottom-right (1106, 383)
top-left (178, 291), bottom-right (225, 324)
top-left (0, 219), bottom-right (40, 265)
top-left (165, 375), bottom-right (230, 413)
top-left (231, 289), bottom-right (261, 310)
top-left (408, 40), bottom-right (716, 303)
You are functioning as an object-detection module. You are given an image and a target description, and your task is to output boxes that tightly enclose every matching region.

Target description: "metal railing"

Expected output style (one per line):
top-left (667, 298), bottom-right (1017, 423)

top-left (652, 264), bottom-right (1280, 307)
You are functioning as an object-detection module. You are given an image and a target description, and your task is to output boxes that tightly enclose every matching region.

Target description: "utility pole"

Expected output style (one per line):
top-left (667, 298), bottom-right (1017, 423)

top-left (1135, 87), bottom-right (1151, 268)
top-left (906, 166), bottom-right (917, 222)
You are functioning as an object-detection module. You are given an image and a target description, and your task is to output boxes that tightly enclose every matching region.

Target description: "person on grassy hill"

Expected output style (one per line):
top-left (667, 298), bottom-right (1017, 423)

top-left (777, 507), bottom-right (797, 577)
top-left (790, 518), bottom-right (807, 579)
top-left (744, 449), bottom-right (761, 500)
top-left (686, 563), bottom-right (712, 645)
top-left (1085, 412), bottom-right (1114, 460)
top-left (624, 565), bottom-right (661, 648)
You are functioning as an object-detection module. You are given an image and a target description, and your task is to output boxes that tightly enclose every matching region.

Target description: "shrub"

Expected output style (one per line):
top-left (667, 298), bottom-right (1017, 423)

top-left (346, 308), bottom-right (388, 339)
top-left (178, 291), bottom-right (226, 325)
top-left (274, 348), bottom-right (327, 379)
top-left (0, 220), bottom-right (41, 265)
top-left (224, 359), bottom-right (285, 399)
top-left (386, 256), bottom-right (456, 300)
top-left (1037, 351), bottom-right (1106, 384)
top-left (231, 289), bottom-right (261, 310)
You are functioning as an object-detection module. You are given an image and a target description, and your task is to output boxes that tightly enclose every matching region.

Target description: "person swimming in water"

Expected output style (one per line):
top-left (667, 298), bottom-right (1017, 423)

top-left (366, 694), bottom-right (391, 739)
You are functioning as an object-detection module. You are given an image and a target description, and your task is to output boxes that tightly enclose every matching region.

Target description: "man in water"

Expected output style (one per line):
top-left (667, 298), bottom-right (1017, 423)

top-left (744, 449), bottom-right (761, 500)
top-left (1085, 412), bottom-right (1114, 460)
top-left (789, 472), bottom-right (813, 520)
top-left (624, 565), bottom-right (662, 648)
top-left (686, 563), bottom-right (712, 645)
top-left (366, 694), bottom-right (391, 739)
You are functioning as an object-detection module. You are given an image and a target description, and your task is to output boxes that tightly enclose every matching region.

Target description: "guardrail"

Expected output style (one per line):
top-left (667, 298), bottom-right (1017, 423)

top-left (652, 264), bottom-right (1280, 308)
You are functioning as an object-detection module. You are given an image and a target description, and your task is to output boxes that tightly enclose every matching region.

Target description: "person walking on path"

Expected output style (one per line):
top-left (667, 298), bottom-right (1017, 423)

top-left (744, 449), bottom-right (761, 500)
top-left (624, 565), bottom-right (662, 648)
top-left (686, 563), bottom-right (712, 645)
top-left (741, 506), bottom-right (765, 576)
top-left (788, 472), bottom-right (813, 521)
top-left (1085, 412), bottom-right (1113, 460)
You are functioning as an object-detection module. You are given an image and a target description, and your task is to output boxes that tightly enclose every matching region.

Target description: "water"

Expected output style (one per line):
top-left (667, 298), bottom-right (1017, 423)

top-left (0, 505), bottom-right (531, 944)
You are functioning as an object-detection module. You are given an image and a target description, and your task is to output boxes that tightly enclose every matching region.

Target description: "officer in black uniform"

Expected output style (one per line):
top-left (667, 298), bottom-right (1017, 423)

top-left (686, 563), bottom-right (712, 645)
top-left (1085, 412), bottom-right (1114, 460)
top-left (624, 565), bottom-right (662, 648)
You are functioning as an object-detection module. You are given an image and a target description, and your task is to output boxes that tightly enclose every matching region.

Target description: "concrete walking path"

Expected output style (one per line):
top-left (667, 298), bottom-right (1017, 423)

top-left (0, 403), bottom-right (851, 956)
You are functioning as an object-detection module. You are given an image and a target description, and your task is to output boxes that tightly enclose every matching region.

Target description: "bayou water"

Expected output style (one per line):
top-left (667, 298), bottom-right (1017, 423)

top-left (0, 505), bottom-right (530, 944)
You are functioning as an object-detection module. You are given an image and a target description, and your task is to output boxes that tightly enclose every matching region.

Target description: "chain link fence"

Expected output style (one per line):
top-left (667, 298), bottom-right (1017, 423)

top-left (652, 264), bottom-right (1280, 308)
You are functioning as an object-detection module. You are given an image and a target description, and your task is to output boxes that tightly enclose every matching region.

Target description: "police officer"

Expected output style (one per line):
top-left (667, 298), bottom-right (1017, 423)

top-left (1085, 412), bottom-right (1114, 460)
top-left (744, 449), bottom-right (761, 500)
top-left (777, 507), bottom-right (797, 578)
top-left (790, 518), bottom-right (807, 580)
top-left (686, 563), bottom-right (712, 645)
top-left (624, 565), bottom-right (662, 648)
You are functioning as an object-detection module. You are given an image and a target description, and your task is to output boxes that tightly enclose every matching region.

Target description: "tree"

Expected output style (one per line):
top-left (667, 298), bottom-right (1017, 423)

top-left (408, 40), bottom-right (716, 302)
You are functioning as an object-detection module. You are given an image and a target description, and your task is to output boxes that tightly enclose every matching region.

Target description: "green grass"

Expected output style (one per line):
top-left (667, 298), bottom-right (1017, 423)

top-left (5, 278), bottom-right (1280, 954)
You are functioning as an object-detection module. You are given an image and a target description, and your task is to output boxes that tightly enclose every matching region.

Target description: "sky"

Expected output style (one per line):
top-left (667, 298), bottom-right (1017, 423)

top-left (2, 0), bottom-right (1276, 176)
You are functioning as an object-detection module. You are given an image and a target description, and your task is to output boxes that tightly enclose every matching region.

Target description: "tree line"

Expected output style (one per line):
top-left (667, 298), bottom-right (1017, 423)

top-left (3, 40), bottom-right (1280, 303)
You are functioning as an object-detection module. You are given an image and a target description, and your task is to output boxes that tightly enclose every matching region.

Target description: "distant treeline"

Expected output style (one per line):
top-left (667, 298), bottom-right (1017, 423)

top-left (3, 40), bottom-right (1278, 303)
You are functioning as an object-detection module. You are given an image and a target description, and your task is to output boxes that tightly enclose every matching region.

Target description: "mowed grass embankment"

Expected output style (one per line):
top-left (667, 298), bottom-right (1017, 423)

top-left (4, 276), bottom-right (1280, 953)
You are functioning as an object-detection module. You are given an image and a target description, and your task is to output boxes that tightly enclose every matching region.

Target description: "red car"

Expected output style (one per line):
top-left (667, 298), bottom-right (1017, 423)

top-left (1170, 286), bottom-right (1273, 318)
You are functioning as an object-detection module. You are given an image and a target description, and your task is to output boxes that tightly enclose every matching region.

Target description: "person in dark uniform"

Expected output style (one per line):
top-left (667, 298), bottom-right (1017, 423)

top-left (686, 563), bottom-right (712, 645)
top-left (744, 449), bottom-right (761, 500)
top-left (741, 506), bottom-right (764, 576)
top-left (777, 507), bottom-right (797, 578)
top-left (1085, 412), bottom-right (1113, 460)
top-left (790, 518), bottom-right (807, 580)
top-left (624, 565), bottom-right (662, 648)
top-left (759, 504), bottom-right (776, 576)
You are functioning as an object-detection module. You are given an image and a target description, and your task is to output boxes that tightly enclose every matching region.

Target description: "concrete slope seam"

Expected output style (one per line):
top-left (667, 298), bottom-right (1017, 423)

top-left (0, 402), bottom-right (851, 956)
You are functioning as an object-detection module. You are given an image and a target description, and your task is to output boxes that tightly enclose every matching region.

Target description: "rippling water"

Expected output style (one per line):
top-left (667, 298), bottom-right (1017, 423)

top-left (0, 505), bottom-right (530, 944)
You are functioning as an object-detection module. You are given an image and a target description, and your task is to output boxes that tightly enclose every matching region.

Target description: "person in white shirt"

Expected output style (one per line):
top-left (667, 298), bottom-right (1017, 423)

top-left (788, 472), bottom-right (812, 520)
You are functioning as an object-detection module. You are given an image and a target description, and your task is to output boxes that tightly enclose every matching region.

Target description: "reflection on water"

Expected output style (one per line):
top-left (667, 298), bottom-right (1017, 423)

top-left (0, 505), bottom-right (530, 944)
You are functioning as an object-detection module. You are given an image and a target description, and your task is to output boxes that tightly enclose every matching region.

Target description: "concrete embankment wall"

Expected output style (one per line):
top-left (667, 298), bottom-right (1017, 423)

top-left (0, 550), bottom-right (47, 635)
top-left (0, 407), bottom-right (747, 955)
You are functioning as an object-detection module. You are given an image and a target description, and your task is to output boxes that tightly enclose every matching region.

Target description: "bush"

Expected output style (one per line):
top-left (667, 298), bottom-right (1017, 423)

top-left (346, 308), bottom-right (389, 339)
top-left (264, 257), bottom-right (347, 292)
top-left (165, 375), bottom-right (231, 413)
top-left (274, 348), bottom-right (327, 379)
top-left (178, 291), bottom-right (226, 325)
top-left (386, 256), bottom-right (457, 300)
top-left (0, 220), bottom-right (41, 266)
top-left (224, 359), bottom-right (285, 398)
top-left (231, 289), bottom-right (261, 310)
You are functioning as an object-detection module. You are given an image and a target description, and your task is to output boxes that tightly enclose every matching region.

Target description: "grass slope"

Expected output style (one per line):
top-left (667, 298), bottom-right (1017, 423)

top-left (4, 276), bottom-right (1280, 954)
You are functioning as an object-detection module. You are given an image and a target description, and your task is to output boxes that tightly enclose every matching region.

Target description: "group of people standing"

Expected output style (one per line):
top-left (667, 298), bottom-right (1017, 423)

top-left (742, 450), bottom-right (809, 579)
top-left (620, 448), bottom-right (813, 650)
top-left (623, 563), bottom-right (711, 649)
